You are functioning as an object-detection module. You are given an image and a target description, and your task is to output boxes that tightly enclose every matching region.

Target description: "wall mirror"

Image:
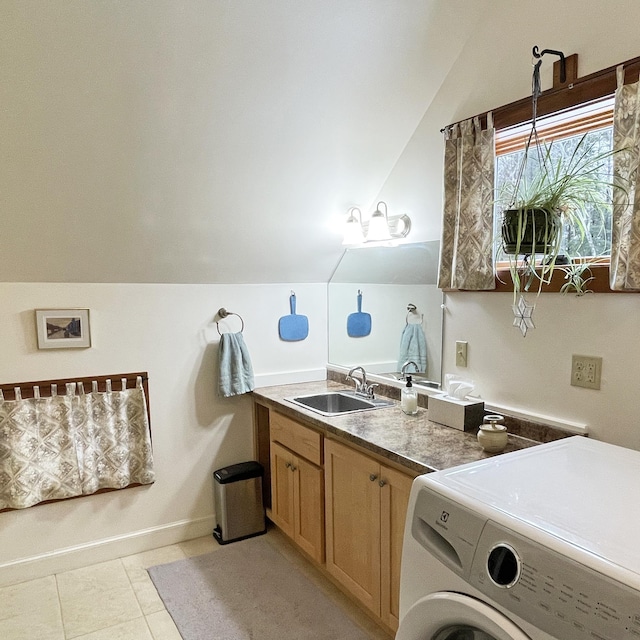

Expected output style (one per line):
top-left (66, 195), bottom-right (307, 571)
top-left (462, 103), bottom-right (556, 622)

top-left (328, 241), bottom-right (443, 386)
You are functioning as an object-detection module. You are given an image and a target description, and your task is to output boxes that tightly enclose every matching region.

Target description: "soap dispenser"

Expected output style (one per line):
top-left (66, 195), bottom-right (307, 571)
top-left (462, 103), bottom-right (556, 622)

top-left (401, 376), bottom-right (418, 415)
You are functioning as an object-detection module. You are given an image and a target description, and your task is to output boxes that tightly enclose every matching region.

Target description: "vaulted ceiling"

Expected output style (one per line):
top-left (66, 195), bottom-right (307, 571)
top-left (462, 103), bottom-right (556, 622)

top-left (1, 1), bottom-right (488, 283)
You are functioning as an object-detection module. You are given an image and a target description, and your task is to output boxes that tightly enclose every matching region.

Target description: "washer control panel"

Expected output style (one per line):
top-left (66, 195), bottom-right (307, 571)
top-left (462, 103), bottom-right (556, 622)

top-left (470, 520), bottom-right (640, 640)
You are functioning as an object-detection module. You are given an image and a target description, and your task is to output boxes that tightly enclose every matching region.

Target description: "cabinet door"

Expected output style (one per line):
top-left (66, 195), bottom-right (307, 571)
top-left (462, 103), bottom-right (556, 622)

top-left (271, 442), bottom-right (325, 563)
top-left (324, 439), bottom-right (381, 616)
top-left (379, 466), bottom-right (414, 632)
top-left (293, 456), bottom-right (325, 563)
top-left (270, 442), bottom-right (295, 539)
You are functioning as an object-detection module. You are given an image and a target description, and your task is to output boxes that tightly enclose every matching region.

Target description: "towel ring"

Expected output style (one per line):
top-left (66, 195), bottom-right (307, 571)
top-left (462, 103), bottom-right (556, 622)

top-left (216, 308), bottom-right (245, 335)
top-left (406, 303), bottom-right (423, 325)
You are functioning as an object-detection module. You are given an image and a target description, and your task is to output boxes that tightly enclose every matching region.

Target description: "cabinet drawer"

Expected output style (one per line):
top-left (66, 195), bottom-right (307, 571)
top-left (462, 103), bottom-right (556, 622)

top-left (270, 411), bottom-right (322, 465)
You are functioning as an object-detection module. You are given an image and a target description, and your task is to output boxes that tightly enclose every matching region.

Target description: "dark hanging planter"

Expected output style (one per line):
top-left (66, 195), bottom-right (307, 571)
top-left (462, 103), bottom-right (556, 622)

top-left (501, 208), bottom-right (561, 255)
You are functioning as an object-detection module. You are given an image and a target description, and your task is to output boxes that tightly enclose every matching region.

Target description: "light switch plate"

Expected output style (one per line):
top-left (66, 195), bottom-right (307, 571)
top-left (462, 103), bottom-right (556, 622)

top-left (455, 341), bottom-right (468, 367)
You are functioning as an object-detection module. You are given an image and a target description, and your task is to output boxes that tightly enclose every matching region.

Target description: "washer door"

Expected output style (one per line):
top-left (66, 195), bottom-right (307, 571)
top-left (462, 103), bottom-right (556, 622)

top-left (396, 592), bottom-right (533, 640)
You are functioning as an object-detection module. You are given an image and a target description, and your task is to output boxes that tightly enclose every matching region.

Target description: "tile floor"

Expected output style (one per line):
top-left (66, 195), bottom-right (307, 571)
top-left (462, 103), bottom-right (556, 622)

top-left (0, 527), bottom-right (392, 640)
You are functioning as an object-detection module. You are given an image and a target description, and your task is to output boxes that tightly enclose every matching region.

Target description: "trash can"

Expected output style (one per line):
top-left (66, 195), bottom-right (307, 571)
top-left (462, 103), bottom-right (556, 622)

top-left (212, 461), bottom-right (266, 545)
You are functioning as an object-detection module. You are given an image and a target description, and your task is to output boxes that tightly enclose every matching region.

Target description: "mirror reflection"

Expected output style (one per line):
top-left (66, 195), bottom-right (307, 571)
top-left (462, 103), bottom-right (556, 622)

top-left (328, 241), bottom-right (443, 386)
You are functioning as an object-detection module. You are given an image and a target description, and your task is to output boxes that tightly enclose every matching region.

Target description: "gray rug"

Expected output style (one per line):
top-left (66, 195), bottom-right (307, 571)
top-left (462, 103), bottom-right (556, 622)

top-left (147, 535), bottom-right (374, 640)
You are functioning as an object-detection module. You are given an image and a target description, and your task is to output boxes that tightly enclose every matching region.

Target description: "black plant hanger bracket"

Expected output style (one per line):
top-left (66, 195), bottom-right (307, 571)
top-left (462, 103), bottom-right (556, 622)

top-left (532, 46), bottom-right (566, 86)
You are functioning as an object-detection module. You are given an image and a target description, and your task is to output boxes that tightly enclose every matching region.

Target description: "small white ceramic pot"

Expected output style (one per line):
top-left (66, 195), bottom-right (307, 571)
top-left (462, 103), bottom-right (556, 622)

top-left (477, 414), bottom-right (508, 453)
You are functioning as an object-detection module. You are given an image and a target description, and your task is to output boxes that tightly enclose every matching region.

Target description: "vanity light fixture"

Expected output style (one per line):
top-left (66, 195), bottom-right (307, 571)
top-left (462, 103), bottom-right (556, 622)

top-left (342, 201), bottom-right (412, 246)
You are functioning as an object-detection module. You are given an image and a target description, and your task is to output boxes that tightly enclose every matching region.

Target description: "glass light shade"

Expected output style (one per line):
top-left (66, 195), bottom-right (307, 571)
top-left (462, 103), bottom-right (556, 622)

top-left (342, 207), bottom-right (365, 245)
top-left (343, 218), bottom-right (365, 245)
top-left (367, 210), bottom-right (391, 241)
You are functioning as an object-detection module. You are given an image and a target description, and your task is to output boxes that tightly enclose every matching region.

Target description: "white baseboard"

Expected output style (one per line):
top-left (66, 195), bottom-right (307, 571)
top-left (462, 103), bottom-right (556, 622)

top-left (484, 402), bottom-right (588, 435)
top-left (0, 515), bottom-right (216, 588)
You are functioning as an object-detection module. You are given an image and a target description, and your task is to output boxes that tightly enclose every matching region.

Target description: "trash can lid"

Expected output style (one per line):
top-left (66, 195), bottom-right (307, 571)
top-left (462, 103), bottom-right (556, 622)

top-left (213, 460), bottom-right (264, 484)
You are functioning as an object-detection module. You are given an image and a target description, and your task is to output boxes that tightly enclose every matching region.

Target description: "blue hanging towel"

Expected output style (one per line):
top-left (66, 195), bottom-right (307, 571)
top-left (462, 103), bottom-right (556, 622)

top-left (397, 324), bottom-right (427, 372)
top-left (218, 332), bottom-right (255, 397)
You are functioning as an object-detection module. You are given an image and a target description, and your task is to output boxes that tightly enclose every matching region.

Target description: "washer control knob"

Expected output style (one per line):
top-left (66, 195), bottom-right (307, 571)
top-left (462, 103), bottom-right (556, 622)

top-left (487, 543), bottom-right (520, 588)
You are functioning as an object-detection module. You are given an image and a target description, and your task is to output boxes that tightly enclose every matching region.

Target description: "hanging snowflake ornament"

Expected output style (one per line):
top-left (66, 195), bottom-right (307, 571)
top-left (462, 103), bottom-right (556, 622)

top-left (512, 295), bottom-right (535, 337)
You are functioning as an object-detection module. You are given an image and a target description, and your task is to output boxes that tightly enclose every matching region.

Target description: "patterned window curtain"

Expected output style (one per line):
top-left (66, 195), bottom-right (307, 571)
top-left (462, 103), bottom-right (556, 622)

top-left (0, 378), bottom-right (154, 510)
top-left (0, 387), bottom-right (82, 509)
top-left (612, 65), bottom-right (640, 290)
top-left (76, 378), bottom-right (155, 495)
top-left (438, 115), bottom-right (496, 290)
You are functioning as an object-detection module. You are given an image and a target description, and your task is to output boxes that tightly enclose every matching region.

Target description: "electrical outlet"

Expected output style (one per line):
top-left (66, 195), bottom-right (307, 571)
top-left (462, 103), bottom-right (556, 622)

top-left (456, 341), bottom-right (468, 367)
top-left (571, 355), bottom-right (602, 390)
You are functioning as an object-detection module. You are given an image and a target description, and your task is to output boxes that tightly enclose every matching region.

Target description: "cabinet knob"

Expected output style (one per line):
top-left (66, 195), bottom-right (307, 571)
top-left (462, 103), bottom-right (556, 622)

top-left (369, 474), bottom-right (378, 482)
top-left (379, 479), bottom-right (387, 487)
top-left (290, 465), bottom-right (297, 472)
top-left (285, 462), bottom-right (291, 469)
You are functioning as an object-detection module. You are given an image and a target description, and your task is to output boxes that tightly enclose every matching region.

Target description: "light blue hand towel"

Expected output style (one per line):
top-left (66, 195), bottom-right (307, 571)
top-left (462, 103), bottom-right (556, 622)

top-left (218, 332), bottom-right (255, 397)
top-left (397, 323), bottom-right (428, 372)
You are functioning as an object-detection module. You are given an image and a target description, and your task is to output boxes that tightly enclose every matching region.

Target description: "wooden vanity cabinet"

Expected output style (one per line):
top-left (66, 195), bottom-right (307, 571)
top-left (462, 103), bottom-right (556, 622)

top-left (254, 399), bottom-right (415, 633)
top-left (324, 438), bottom-right (414, 632)
top-left (269, 411), bottom-right (325, 564)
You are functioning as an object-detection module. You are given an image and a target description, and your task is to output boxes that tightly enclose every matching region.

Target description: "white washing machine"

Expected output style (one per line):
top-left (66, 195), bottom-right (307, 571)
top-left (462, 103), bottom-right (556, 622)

top-left (396, 436), bottom-right (640, 640)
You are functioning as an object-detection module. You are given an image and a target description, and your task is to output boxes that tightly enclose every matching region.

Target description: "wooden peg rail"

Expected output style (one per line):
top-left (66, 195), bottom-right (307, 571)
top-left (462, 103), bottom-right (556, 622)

top-left (0, 372), bottom-right (151, 426)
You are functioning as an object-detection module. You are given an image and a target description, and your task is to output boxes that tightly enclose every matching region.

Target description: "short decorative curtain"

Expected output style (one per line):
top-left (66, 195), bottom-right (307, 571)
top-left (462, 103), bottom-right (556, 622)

top-left (612, 65), bottom-right (640, 290)
top-left (0, 377), bottom-right (155, 510)
top-left (438, 115), bottom-right (496, 290)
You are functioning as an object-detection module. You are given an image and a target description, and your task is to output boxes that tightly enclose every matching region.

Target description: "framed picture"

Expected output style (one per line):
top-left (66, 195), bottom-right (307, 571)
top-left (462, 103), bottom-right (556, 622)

top-left (35, 309), bottom-right (91, 349)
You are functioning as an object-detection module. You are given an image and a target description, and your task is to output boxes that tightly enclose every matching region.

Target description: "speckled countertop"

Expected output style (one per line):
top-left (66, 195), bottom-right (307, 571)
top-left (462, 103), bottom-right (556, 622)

top-left (252, 380), bottom-right (545, 475)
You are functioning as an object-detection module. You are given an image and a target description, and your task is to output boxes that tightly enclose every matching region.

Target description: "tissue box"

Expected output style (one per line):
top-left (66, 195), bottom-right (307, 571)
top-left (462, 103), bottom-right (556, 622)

top-left (428, 393), bottom-right (484, 432)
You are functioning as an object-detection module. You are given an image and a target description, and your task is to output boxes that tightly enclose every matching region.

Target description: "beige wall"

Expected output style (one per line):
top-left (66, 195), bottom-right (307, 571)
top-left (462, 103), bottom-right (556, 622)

top-left (0, 282), bottom-right (327, 584)
top-left (0, 0), bottom-right (482, 285)
top-left (379, 0), bottom-right (640, 448)
top-left (1, 0), bottom-right (459, 583)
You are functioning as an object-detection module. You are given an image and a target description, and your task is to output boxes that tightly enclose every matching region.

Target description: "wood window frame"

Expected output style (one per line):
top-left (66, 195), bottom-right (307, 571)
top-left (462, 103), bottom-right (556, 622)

top-left (444, 53), bottom-right (640, 294)
top-left (493, 261), bottom-right (613, 294)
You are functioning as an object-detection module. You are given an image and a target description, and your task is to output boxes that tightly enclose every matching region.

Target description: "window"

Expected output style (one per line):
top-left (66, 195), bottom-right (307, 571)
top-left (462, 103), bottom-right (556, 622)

top-left (494, 96), bottom-right (615, 262)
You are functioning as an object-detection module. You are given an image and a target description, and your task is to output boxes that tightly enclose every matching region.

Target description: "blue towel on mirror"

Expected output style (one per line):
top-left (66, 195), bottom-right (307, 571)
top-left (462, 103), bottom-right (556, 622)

top-left (397, 323), bottom-right (427, 373)
top-left (218, 332), bottom-right (255, 397)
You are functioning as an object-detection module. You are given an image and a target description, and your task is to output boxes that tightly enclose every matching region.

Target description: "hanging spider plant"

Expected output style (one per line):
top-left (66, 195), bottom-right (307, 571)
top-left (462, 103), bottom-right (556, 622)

top-left (497, 132), bottom-right (620, 301)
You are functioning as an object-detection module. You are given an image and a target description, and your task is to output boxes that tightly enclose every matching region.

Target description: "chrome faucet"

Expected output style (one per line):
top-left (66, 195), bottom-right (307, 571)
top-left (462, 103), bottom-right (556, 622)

top-left (346, 366), bottom-right (367, 392)
top-left (401, 360), bottom-right (419, 380)
top-left (346, 366), bottom-right (377, 399)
